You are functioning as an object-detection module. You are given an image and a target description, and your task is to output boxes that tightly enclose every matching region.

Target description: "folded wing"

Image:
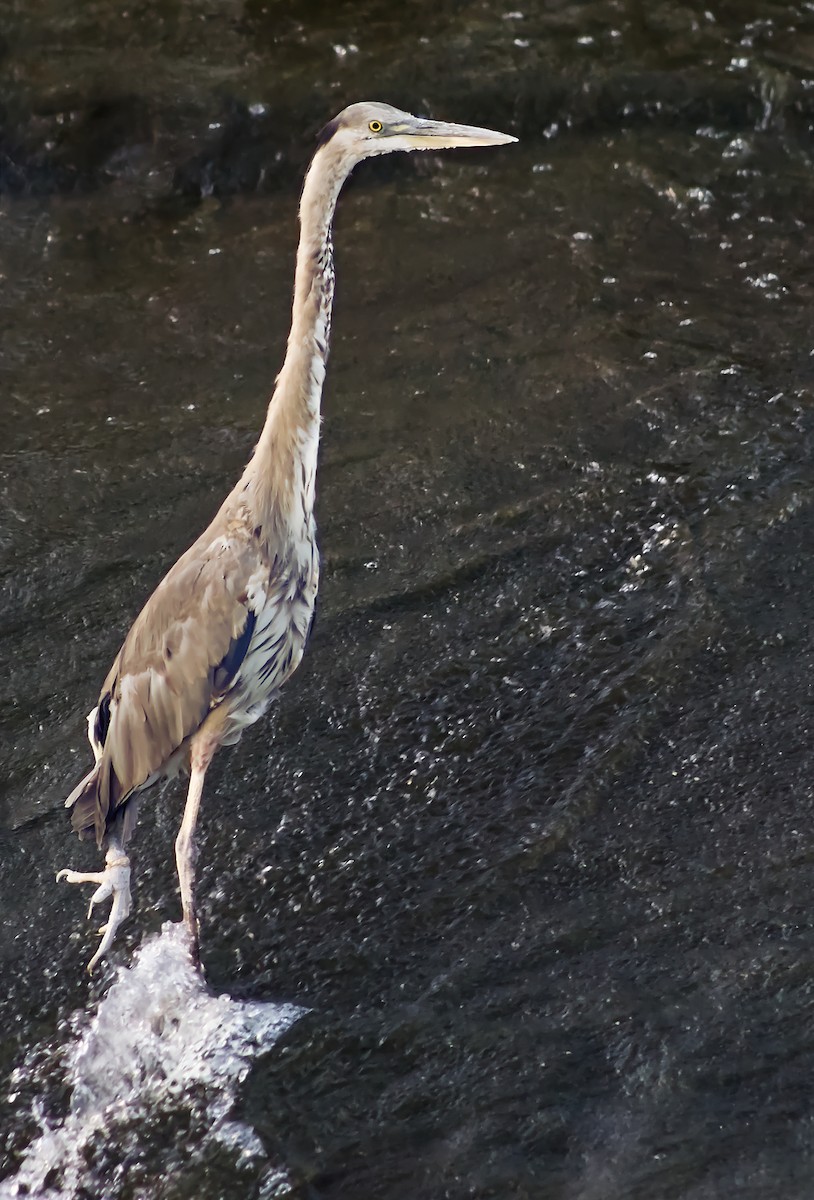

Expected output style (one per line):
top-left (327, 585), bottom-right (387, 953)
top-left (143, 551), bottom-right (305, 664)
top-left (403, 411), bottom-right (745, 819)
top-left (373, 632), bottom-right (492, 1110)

top-left (68, 531), bottom-right (261, 845)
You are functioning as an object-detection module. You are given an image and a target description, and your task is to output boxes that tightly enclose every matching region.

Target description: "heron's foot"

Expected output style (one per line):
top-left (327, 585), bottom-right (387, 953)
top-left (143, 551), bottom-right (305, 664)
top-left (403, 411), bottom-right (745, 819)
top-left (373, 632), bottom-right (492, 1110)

top-left (57, 847), bottom-right (132, 972)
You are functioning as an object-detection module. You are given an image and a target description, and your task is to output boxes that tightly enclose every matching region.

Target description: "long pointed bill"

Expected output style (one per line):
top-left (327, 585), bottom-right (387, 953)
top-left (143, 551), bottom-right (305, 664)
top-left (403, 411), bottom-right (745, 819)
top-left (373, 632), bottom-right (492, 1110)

top-left (398, 118), bottom-right (518, 150)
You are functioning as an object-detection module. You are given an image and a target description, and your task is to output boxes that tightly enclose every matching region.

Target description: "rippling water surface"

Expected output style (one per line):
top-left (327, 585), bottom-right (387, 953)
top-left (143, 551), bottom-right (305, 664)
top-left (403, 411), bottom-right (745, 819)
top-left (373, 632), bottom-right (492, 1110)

top-left (2, 2), bottom-right (814, 1197)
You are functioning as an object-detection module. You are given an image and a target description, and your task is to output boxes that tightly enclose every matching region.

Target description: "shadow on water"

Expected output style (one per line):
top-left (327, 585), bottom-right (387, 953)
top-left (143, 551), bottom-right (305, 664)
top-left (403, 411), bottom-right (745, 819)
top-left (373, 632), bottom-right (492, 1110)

top-left (2, 0), bottom-right (814, 1197)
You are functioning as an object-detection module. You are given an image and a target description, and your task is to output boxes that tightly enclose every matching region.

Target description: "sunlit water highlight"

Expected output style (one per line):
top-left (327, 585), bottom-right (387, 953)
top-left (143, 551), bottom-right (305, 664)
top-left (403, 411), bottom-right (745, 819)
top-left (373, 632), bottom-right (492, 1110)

top-left (2, 925), bottom-right (303, 1199)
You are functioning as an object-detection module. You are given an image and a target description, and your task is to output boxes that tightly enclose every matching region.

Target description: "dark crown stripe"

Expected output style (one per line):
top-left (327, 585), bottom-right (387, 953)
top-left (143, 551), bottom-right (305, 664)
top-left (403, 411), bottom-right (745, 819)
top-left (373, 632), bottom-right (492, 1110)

top-left (315, 116), bottom-right (341, 147)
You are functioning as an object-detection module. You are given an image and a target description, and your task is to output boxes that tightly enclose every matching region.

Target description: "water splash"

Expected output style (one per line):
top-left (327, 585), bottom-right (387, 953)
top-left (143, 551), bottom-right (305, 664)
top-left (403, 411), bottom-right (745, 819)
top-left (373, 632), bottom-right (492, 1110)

top-left (2, 924), bottom-right (303, 1199)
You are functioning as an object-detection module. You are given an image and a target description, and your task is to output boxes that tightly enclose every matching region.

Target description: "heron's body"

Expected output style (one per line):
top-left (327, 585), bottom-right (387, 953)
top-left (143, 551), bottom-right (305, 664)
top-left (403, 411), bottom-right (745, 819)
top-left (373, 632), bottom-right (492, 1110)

top-left (71, 509), bottom-right (319, 838)
top-left (58, 102), bottom-right (516, 970)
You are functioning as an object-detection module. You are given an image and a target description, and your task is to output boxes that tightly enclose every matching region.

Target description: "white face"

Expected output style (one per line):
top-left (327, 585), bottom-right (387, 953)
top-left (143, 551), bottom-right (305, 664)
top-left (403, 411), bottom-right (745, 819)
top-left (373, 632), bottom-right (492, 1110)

top-left (323, 102), bottom-right (517, 163)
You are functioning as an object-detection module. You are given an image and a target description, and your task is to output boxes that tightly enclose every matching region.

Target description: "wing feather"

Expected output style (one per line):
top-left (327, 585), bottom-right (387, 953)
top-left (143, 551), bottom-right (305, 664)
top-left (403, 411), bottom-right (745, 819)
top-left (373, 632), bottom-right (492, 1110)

top-left (73, 530), bottom-right (263, 842)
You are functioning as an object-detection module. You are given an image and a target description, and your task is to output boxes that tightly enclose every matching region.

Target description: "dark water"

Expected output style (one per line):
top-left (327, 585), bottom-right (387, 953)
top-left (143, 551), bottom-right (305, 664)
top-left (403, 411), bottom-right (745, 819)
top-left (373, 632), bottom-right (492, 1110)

top-left (3, 1), bottom-right (814, 1196)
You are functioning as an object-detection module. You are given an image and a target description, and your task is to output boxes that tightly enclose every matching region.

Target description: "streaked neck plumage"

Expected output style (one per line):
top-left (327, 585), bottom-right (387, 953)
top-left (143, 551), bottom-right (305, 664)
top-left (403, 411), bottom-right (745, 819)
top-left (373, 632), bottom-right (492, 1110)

top-left (244, 138), bottom-right (355, 535)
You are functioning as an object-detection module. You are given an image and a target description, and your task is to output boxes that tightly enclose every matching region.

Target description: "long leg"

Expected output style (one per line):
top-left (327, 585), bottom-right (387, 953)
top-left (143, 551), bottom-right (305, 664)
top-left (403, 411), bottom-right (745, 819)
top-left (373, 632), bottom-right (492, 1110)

top-left (175, 734), bottom-right (218, 963)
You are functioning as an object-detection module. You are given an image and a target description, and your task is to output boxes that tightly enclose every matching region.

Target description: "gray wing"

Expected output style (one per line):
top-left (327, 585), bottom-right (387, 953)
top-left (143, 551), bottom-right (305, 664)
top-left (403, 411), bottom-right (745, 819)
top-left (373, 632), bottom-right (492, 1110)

top-left (69, 530), bottom-right (262, 843)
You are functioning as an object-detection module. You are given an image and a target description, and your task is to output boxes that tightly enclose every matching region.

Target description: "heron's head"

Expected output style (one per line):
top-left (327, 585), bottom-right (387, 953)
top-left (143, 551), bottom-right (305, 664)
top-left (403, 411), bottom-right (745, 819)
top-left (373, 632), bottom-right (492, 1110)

top-left (316, 101), bottom-right (517, 165)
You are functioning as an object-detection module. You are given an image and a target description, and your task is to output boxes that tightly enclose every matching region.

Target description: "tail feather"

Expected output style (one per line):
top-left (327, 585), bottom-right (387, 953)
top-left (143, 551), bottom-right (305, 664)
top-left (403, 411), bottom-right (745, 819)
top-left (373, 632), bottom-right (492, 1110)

top-left (64, 757), bottom-right (117, 848)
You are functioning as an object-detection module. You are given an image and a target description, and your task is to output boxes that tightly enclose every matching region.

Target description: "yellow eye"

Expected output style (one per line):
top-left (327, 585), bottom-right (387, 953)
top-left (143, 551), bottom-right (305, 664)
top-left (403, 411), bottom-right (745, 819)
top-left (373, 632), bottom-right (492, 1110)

top-left (368, 120), bottom-right (383, 133)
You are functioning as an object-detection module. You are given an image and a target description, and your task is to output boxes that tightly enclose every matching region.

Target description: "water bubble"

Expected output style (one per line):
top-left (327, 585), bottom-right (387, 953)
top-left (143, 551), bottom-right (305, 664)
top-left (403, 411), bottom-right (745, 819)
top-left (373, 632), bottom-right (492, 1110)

top-left (2, 924), bottom-right (303, 1199)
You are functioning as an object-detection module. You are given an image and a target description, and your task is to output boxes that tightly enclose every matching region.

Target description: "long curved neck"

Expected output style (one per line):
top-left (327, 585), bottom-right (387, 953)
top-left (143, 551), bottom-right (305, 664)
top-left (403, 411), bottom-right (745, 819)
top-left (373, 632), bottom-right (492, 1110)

top-left (245, 142), bottom-right (353, 533)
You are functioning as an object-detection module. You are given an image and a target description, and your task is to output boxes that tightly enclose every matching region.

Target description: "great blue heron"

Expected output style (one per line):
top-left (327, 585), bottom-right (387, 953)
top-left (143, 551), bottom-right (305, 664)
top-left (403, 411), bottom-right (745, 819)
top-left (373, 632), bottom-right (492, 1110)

top-left (57, 101), bottom-right (516, 971)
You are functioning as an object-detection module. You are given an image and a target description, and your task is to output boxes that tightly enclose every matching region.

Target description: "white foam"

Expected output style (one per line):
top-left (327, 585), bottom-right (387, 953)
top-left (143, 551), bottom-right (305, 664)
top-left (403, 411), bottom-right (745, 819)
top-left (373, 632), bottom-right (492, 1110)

top-left (2, 923), bottom-right (303, 1198)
